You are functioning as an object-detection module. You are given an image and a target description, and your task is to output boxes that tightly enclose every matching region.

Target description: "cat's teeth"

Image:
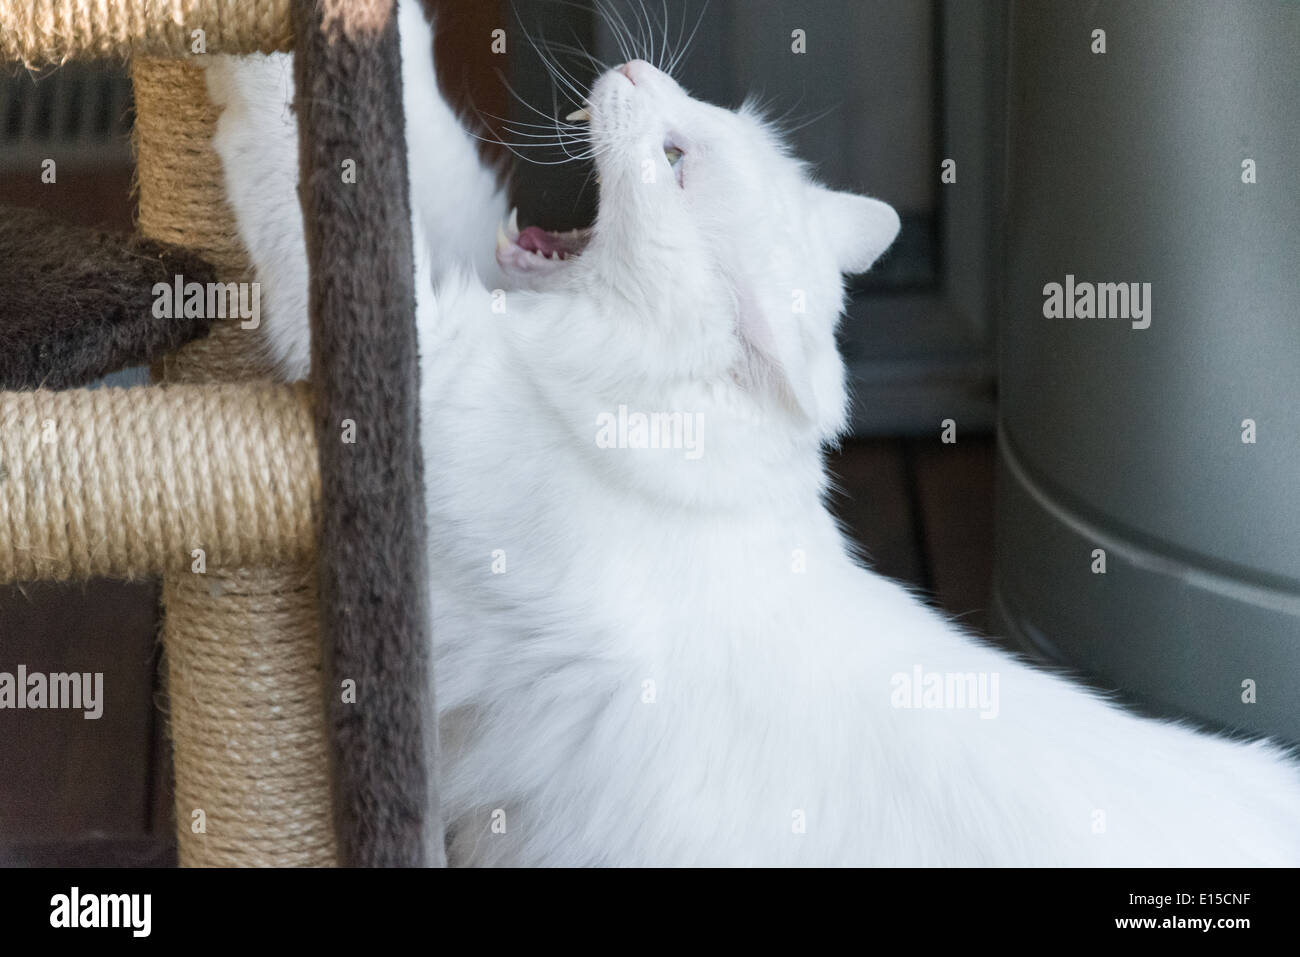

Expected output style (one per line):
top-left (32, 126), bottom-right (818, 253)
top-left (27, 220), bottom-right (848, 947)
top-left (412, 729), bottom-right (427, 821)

top-left (497, 222), bottom-right (512, 253)
top-left (507, 207), bottom-right (520, 240)
top-left (565, 107), bottom-right (591, 123)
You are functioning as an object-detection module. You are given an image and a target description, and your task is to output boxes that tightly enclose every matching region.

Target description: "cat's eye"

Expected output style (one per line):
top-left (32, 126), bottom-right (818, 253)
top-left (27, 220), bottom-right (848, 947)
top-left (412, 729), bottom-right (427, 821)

top-left (663, 145), bottom-right (684, 167)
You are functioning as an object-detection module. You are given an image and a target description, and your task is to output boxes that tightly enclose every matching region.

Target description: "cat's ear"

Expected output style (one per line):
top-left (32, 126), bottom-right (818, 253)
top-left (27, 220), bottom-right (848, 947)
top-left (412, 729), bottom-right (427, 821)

top-left (809, 187), bottom-right (900, 275)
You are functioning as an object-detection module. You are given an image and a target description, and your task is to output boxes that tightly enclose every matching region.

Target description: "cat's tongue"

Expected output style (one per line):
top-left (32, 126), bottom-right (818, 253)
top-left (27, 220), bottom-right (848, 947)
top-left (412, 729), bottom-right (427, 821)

top-left (517, 226), bottom-right (585, 258)
top-left (497, 210), bottom-right (591, 287)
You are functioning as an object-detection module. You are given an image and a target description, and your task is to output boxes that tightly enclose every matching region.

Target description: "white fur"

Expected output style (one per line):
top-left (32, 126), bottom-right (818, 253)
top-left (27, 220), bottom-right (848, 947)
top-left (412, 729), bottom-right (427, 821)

top-left (205, 0), bottom-right (505, 379)
top-left (207, 1), bottom-right (1300, 865)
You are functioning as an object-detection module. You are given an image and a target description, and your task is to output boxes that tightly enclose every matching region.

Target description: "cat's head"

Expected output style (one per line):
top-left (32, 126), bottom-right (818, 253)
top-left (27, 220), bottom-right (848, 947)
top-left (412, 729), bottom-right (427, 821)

top-left (497, 59), bottom-right (899, 442)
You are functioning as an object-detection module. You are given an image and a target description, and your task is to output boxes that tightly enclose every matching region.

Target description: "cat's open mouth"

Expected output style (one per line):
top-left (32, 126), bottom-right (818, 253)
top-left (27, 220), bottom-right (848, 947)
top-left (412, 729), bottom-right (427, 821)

top-left (496, 207), bottom-right (591, 277)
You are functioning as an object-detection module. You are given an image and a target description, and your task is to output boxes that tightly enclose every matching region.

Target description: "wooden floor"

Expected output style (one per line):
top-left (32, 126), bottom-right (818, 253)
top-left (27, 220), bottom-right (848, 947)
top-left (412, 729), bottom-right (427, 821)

top-left (0, 436), bottom-right (997, 865)
top-left (828, 436), bottom-right (998, 635)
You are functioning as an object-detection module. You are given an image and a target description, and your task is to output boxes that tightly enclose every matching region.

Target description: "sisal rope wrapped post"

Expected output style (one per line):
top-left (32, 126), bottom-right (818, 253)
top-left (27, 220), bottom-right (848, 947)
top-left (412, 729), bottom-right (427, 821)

top-left (0, 0), bottom-right (292, 65)
top-left (132, 57), bottom-right (337, 866)
top-left (0, 383), bottom-right (318, 582)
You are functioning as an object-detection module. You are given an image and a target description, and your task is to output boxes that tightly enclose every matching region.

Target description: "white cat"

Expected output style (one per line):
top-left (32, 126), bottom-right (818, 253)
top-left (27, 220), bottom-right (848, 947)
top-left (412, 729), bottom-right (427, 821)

top-left (206, 0), bottom-right (1300, 866)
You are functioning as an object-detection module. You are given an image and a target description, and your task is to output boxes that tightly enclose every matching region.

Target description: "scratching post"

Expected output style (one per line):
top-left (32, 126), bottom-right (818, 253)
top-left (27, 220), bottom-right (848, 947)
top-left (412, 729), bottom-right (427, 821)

top-left (133, 57), bottom-right (336, 867)
top-left (0, 0), bottom-right (435, 866)
top-left (293, 0), bottom-right (439, 866)
top-left (163, 567), bottom-right (334, 866)
top-left (0, 0), bottom-right (292, 65)
top-left (0, 383), bottom-right (317, 581)
top-left (131, 59), bottom-right (272, 384)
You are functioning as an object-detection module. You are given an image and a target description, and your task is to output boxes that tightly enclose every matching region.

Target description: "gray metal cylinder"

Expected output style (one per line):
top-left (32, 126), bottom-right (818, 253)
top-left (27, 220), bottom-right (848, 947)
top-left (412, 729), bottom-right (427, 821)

top-left (994, 0), bottom-right (1300, 743)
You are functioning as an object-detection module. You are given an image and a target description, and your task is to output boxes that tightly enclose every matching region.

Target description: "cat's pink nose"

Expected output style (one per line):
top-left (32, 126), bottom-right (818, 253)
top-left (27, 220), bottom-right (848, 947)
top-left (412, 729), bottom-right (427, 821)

top-left (618, 60), bottom-right (655, 86)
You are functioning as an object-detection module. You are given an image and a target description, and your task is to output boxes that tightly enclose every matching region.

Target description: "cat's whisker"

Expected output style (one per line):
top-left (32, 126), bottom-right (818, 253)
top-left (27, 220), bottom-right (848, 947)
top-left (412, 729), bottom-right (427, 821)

top-left (497, 116), bottom-right (593, 145)
top-left (587, 0), bottom-right (631, 64)
top-left (544, 85), bottom-right (592, 163)
top-left (515, 5), bottom-right (595, 118)
top-left (531, 34), bottom-right (592, 110)
top-left (474, 141), bottom-right (578, 153)
top-left (546, 85), bottom-right (592, 162)
top-left (491, 67), bottom-right (577, 127)
top-left (619, 0), bottom-right (646, 63)
top-left (648, 0), bottom-right (664, 67)
top-left (498, 130), bottom-right (588, 144)
top-left (467, 106), bottom-right (587, 159)
top-left (651, 0), bottom-right (668, 70)
top-left (533, 0), bottom-right (617, 69)
top-left (632, 0), bottom-right (652, 69)
top-left (658, 0), bottom-right (672, 73)
top-left (644, 0), bottom-right (662, 68)
top-left (534, 31), bottom-right (596, 101)
top-left (474, 142), bottom-right (602, 167)
top-left (466, 121), bottom-right (606, 168)
top-left (530, 34), bottom-right (605, 104)
top-left (477, 110), bottom-right (585, 132)
top-left (498, 116), bottom-right (585, 133)
top-left (492, 72), bottom-right (602, 165)
top-left (485, 17), bottom-right (600, 167)
top-left (600, 0), bottom-right (642, 64)
top-left (658, 0), bottom-right (679, 76)
top-left (493, 139), bottom-right (589, 152)
top-left (546, 35), bottom-right (612, 74)
top-left (501, 138), bottom-right (590, 151)
top-left (665, 0), bottom-right (709, 79)
top-left (759, 90), bottom-right (840, 137)
top-left (779, 103), bottom-right (840, 135)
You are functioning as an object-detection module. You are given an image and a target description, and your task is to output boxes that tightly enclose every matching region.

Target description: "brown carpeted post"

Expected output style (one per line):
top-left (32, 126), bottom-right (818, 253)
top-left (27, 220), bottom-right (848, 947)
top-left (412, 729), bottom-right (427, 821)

top-left (291, 0), bottom-right (440, 866)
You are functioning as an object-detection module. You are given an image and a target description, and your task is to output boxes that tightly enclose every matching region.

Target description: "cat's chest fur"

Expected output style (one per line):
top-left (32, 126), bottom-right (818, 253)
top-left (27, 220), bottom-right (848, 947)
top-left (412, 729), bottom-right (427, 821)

top-left (417, 309), bottom-right (1033, 866)
top-left (417, 312), bottom-right (883, 864)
